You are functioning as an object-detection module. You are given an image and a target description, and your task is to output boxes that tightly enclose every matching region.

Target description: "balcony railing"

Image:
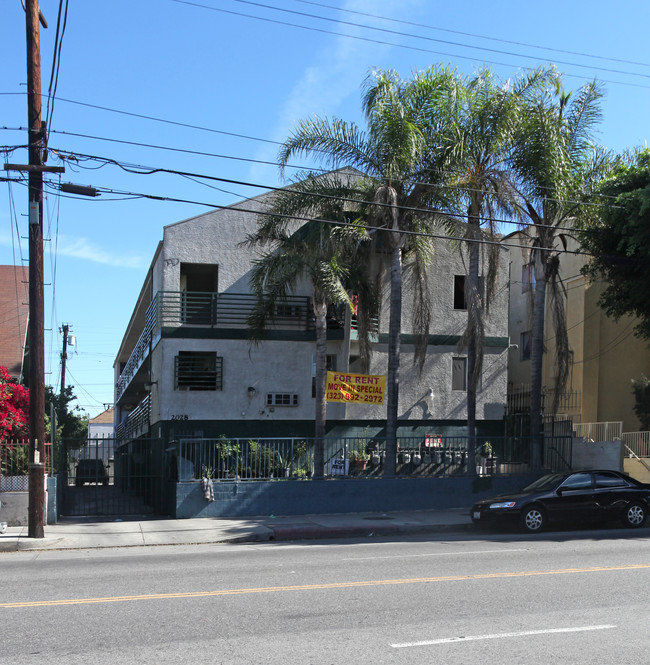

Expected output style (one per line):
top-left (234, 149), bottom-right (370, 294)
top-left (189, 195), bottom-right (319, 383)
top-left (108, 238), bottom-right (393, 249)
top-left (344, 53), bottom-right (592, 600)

top-left (116, 394), bottom-right (151, 441)
top-left (157, 291), bottom-right (312, 330)
top-left (116, 291), bottom-right (313, 402)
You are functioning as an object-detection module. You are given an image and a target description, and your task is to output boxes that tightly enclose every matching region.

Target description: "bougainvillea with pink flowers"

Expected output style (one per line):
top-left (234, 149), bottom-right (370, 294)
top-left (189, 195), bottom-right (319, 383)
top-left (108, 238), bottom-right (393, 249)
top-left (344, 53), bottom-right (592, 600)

top-left (0, 366), bottom-right (29, 438)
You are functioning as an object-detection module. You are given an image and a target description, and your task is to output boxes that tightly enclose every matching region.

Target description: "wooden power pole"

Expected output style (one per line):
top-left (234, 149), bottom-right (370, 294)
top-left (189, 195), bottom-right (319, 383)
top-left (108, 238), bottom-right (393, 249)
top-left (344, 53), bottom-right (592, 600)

top-left (26, 0), bottom-right (46, 538)
top-left (5, 3), bottom-right (63, 536)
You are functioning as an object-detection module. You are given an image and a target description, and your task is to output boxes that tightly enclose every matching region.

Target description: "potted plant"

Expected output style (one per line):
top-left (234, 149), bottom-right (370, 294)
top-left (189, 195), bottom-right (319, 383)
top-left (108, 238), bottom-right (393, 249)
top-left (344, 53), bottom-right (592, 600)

top-left (478, 441), bottom-right (496, 475)
top-left (348, 441), bottom-right (370, 471)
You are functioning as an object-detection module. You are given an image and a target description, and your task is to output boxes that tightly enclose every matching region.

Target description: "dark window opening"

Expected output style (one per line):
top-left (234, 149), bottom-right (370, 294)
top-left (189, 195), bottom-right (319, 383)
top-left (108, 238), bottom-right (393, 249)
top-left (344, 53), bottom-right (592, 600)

top-left (452, 357), bottom-right (467, 391)
top-left (175, 351), bottom-right (223, 391)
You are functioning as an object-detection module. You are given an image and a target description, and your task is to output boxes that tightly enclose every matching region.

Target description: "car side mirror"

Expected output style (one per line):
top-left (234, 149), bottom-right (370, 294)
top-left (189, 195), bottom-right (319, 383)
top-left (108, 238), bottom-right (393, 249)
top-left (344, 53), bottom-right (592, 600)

top-left (556, 488), bottom-right (565, 495)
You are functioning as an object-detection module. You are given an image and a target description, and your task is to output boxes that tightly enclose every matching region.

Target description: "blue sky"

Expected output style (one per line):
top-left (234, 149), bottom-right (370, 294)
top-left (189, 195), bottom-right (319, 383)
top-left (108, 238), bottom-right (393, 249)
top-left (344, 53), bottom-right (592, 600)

top-left (1, 0), bottom-right (649, 417)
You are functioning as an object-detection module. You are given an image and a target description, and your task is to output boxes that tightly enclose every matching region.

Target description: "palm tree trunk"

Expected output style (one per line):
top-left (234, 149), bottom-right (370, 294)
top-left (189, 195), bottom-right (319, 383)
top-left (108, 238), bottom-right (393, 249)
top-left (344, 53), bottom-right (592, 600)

top-left (466, 200), bottom-right (481, 475)
top-left (313, 294), bottom-right (328, 479)
top-left (384, 241), bottom-right (402, 477)
top-left (530, 254), bottom-right (547, 469)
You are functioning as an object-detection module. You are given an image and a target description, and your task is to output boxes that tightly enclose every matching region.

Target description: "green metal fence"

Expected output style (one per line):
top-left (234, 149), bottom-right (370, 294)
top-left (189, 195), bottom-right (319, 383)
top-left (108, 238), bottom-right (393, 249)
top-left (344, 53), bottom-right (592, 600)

top-left (169, 432), bottom-right (572, 481)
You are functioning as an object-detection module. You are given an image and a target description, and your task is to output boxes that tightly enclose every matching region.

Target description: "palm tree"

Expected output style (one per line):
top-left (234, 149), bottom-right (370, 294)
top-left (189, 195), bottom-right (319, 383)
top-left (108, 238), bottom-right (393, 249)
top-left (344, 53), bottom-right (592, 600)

top-left (449, 67), bottom-right (557, 471)
top-left (512, 77), bottom-right (606, 467)
top-left (241, 171), bottom-right (370, 479)
top-left (276, 67), bottom-right (459, 476)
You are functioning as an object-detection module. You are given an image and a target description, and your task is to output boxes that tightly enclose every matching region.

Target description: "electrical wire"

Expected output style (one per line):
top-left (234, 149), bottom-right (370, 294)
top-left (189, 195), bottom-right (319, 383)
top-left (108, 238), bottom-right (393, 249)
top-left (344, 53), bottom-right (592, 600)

top-left (169, 0), bottom-right (650, 89)
top-left (293, 0), bottom-right (650, 69)
top-left (226, 0), bottom-right (650, 81)
top-left (4, 127), bottom-right (620, 209)
top-left (44, 0), bottom-right (69, 141)
top-left (40, 177), bottom-right (610, 260)
top-left (46, 146), bottom-right (625, 232)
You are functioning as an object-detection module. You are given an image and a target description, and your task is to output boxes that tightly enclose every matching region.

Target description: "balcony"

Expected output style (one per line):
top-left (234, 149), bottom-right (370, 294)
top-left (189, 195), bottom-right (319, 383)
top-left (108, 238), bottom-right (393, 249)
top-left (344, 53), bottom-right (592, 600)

top-left (116, 394), bottom-right (151, 441)
top-left (116, 291), bottom-right (313, 402)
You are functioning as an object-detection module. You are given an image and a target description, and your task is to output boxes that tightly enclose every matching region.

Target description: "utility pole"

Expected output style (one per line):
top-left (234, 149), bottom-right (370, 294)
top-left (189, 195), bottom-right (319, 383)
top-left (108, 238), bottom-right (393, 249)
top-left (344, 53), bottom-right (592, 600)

top-left (26, 0), bottom-right (46, 539)
top-left (4, 3), bottom-right (64, 537)
top-left (60, 323), bottom-right (69, 401)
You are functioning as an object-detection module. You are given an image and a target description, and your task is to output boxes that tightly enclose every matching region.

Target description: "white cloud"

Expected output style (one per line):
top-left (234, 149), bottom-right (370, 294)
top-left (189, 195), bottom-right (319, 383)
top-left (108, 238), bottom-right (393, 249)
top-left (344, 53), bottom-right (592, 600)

top-left (249, 0), bottom-right (425, 184)
top-left (0, 229), bottom-right (146, 269)
top-left (53, 236), bottom-right (147, 268)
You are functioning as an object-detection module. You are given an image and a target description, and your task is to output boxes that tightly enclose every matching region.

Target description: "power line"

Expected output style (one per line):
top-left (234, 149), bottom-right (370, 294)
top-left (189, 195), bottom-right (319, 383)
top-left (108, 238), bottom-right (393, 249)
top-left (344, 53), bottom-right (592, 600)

top-left (44, 0), bottom-right (70, 139)
top-left (46, 147), bottom-right (623, 233)
top-left (227, 0), bottom-right (650, 81)
top-left (293, 0), bottom-right (650, 69)
top-left (5, 128), bottom-right (622, 208)
top-left (169, 0), bottom-right (650, 89)
top-left (37, 176), bottom-right (608, 260)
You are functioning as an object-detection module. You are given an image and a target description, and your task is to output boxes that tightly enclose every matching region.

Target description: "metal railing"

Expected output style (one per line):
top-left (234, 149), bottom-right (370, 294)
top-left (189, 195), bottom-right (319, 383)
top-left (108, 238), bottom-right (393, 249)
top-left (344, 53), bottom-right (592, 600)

top-left (622, 431), bottom-right (650, 458)
top-left (168, 433), bottom-right (571, 482)
top-left (158, 291), bottom-right (312, 330)
top-left (507, 383), bottom-right (582, 415)
top-left (0, 439), bottom-right (53, 491)
top-left (116, 291), bottom-right (313, 401)
top-left (116, 395), bottom-right (151, 441)
top-left (115, 297), bottom-right (159, 400)
top-left (574, 421), bottom-right (623, 442)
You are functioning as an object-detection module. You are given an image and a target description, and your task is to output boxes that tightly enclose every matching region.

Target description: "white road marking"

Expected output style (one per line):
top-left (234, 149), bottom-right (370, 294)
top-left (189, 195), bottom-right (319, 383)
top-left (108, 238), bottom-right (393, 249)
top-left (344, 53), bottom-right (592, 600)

top-left (343, 548), bottom-right (527, 561)
top-left (391, 625), bottom-right (616, 648)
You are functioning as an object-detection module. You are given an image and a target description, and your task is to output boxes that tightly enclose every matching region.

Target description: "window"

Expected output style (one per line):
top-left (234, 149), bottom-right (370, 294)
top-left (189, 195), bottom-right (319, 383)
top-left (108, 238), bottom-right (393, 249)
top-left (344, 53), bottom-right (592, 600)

top-left (452, 357), bottom-right (467, 391)
top-left (453, 275), bottom-right (467, 310)
top-left (522, 263), bottom-right (535, 293)
top-left (453, 275), bottom-right (484, 310)
top-left (275, 304), bottom-right (300, 318)
top-left (594, 472), bottom-right (629, 488)
top-left (520, 331), bottom-right (531, 361)
top-left (175, 351), bottom-right (223, 391)
top-left (312, 354), bottom-right (336, 398)
top-left (560, 472), bottom-right (592, 490)
top-left (266, 393), bottom-right (299, 407)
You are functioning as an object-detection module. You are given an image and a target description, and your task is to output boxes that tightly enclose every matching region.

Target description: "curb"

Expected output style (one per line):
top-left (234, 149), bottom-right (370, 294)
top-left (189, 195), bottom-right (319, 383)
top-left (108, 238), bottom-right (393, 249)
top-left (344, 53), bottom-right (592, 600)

top-left (267, 522), bottom-right (473, 541)
top-left (0, 522), bottom-right (474, 551)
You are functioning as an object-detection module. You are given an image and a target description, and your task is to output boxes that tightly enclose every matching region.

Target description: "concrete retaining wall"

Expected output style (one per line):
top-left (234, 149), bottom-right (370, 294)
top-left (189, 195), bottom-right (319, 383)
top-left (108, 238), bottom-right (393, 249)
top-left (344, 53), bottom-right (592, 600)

top-left (0, 477), bottom-right (57, 526)
top-left (173, 474), bottom-right (539, 519)
top-left (572, 439), bottom-right (623, 471)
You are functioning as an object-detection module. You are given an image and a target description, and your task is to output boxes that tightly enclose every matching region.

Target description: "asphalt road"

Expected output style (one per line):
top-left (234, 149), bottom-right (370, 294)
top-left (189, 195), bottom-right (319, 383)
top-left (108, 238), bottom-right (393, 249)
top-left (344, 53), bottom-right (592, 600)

top-left (2, 528), bottom-right (649, 664)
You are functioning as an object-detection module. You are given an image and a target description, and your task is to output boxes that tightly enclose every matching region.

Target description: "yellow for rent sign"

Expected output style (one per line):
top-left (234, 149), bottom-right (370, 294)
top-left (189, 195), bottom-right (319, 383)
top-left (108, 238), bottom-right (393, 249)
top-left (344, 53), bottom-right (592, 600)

top-left (326, 371), bottom-right (386, 405)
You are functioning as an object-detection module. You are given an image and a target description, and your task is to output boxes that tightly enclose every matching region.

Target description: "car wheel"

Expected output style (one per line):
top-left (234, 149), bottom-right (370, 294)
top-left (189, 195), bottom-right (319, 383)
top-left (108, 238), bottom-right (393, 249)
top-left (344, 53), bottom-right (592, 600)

top-left (520, 505), bottom-right (546, 533)
top-left (622, 503), bottom-right (647, 528)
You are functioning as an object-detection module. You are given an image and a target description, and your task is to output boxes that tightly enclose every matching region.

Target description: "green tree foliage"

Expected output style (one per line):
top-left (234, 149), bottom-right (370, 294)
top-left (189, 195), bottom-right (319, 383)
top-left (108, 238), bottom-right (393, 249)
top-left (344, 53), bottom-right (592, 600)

top-left (242, 197), bottom-right (369, 479)
top-left (512, 74), bottom-right (607, 465)
top-left (45, 385), bottom-right (89, 443)
top-left (449, 66), bottom-right (557, 469)
top-left (273, 66), bottom-right (460, 476)
top-left (580, 148), bottom-right (650, 338)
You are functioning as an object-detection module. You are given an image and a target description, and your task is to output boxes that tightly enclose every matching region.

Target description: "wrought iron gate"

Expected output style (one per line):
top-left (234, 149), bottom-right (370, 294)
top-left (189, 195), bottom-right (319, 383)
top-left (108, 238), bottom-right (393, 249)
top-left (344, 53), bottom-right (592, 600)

top-left (60, 437), bottom-right (167, 517)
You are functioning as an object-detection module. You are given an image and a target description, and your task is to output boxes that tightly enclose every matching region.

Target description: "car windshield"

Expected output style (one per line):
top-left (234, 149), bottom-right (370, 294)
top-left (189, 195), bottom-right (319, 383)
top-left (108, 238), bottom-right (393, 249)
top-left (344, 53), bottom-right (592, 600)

top-left (522, 473), bottom-right (565, 492)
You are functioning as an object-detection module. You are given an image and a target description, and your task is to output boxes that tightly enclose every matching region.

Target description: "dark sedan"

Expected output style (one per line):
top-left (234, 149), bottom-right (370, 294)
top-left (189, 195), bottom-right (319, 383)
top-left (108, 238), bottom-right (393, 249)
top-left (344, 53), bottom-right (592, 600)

top-left (471, 470), bottom-right (650, 533)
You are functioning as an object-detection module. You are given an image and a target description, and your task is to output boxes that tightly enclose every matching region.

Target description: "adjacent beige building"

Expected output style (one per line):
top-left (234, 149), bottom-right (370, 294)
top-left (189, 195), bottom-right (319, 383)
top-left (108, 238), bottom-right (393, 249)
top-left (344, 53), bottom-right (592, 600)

top-left (506, 230), bottom-right (650, 433)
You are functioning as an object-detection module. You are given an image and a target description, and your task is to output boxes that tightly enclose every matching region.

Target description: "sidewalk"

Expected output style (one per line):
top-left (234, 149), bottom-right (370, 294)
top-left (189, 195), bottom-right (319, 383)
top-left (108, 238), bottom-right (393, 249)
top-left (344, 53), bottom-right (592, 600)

top-left (0, 508), bottom-right (473, 552)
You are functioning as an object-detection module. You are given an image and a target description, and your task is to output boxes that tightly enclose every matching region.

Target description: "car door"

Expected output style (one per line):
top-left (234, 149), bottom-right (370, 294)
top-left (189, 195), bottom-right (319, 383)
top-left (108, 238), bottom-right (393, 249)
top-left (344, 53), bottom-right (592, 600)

top-left (592, 471), bottom-right (635, 521)
top-left (544, 472), bottom-right (596, 524)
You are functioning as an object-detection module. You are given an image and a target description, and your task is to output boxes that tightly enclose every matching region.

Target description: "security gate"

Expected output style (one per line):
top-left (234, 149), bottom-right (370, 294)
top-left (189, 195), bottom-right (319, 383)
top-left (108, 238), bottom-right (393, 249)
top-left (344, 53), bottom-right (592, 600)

top-left (60, 437), bottom-right (167, 517)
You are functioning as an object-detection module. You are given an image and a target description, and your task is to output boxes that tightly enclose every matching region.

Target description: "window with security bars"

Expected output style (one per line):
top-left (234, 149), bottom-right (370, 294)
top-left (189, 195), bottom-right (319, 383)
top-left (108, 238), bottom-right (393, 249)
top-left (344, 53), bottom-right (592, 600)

top-left (266, 393), bottom-right (299, 407)
top-left (175, 351), bottom-right (223, 390)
